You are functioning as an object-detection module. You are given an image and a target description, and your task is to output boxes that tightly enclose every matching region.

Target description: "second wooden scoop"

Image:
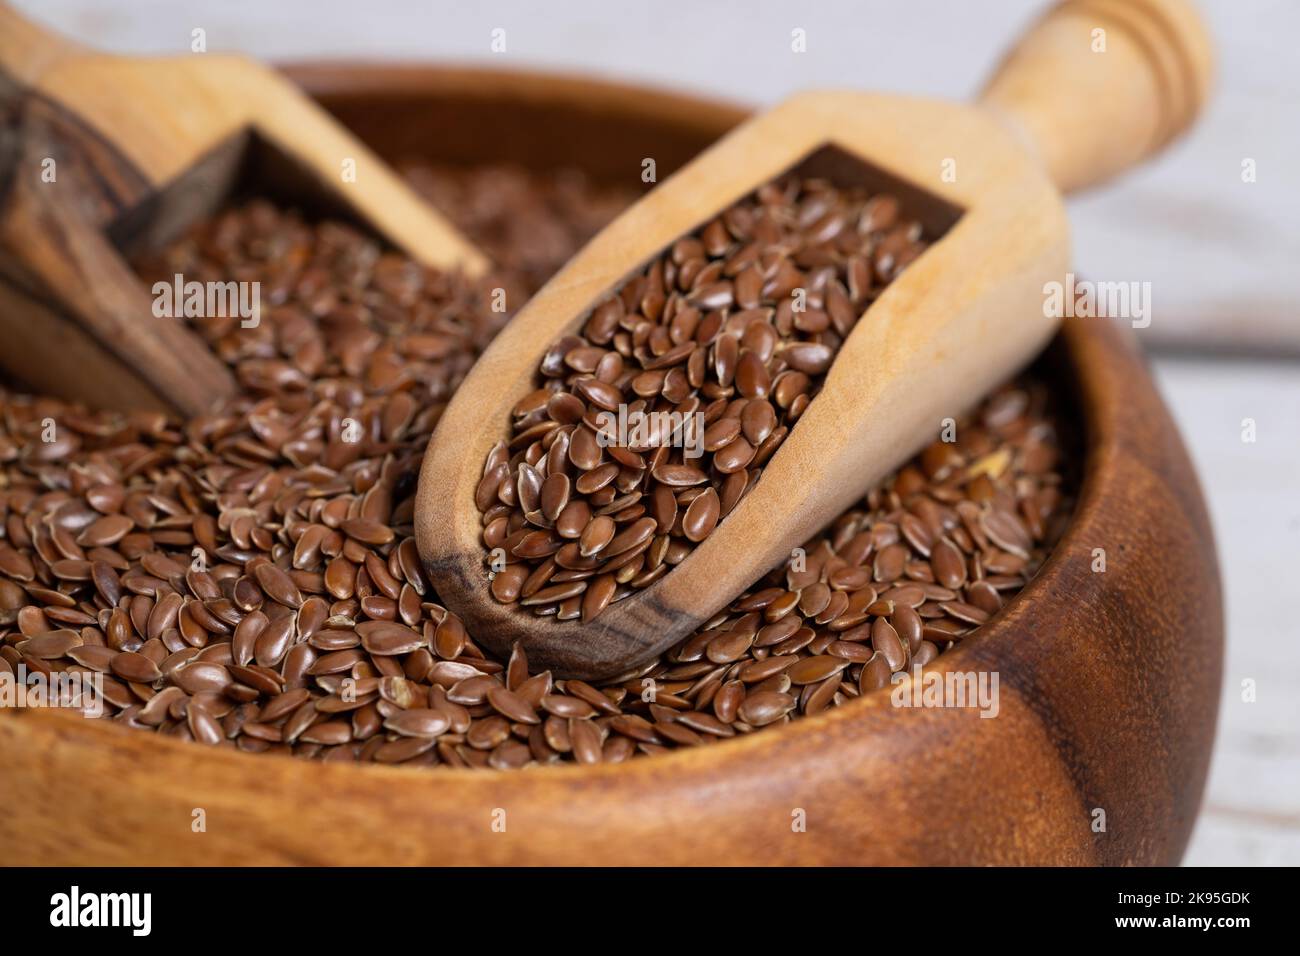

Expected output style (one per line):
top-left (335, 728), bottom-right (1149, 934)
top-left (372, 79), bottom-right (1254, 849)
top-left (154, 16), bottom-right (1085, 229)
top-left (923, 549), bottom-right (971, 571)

top-left (417, 0), bottom-right (1212, 680)
top-left (0, 3), bottom-right (487, 416)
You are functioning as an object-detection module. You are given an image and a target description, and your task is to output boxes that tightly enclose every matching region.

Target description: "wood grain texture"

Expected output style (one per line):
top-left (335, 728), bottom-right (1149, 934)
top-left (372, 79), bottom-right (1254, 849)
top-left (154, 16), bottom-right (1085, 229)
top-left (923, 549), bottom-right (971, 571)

top-left (415, 0), bottom-right (1213, 680)
top-left (0, 82), bottom-right (241, 414)
top-left (979, 0), bottom-right (1213, 192)
top-left (415, 91), bottom-right (1068, 679)
top-left (0, 2), bottom-right (486, 416)
top-left (0, 63), bottom-right (1222, 866)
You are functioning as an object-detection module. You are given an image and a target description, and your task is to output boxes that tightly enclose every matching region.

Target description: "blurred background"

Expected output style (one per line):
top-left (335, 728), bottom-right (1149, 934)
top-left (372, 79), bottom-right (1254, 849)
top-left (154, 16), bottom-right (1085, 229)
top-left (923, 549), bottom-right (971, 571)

top-left (18, 0), bottom-right (1298, 865)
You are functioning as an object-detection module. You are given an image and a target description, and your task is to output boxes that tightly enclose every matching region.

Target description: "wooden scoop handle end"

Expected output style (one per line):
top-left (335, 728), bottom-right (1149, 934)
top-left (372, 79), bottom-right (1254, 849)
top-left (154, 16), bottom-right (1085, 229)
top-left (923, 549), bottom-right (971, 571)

top-left (979, 0), bottom-right (1213, 194)
top-left (0, 2), bottom-right (85, 85)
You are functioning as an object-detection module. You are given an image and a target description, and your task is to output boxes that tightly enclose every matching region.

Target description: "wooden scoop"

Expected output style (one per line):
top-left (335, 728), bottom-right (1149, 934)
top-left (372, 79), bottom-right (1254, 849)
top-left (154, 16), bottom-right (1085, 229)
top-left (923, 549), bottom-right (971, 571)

top-left (0, 2), bottom-right (487, 416)
top-left (417, 0), bottom-right (1213, 680)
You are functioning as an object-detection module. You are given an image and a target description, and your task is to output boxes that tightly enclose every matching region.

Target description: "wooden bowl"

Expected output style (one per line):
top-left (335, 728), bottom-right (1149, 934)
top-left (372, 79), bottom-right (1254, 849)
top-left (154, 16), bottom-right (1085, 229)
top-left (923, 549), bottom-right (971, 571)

top-left (0, 65), bottom-right (1222, 866)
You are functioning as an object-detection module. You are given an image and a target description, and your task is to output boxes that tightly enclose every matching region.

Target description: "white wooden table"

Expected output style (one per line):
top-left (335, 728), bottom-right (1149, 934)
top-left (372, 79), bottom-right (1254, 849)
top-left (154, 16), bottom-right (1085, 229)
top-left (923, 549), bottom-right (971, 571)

top-left (22, 0), bottom-right (1299, 866)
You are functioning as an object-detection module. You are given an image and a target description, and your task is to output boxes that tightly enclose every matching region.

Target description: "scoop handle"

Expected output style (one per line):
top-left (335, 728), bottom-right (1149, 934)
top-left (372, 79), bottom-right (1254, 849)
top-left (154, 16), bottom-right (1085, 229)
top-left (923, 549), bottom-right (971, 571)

top-left (0, 1), bottom-right (84, 85)
top-left (979, 0), bottom-right (1213, 194)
